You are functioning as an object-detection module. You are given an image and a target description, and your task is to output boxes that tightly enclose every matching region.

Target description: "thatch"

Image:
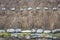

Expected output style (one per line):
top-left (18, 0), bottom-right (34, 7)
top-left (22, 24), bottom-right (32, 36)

top-left (0, 0), bottom-right (60, 30)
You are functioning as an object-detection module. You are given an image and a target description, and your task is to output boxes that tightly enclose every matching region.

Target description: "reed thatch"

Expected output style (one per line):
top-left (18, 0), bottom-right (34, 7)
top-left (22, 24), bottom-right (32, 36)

top-left (0, 0), bottom-right (60, 30)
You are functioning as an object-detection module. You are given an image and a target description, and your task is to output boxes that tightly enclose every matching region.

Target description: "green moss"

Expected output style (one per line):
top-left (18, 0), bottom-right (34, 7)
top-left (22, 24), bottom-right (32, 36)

top-left (0, 32), bottom-right (11, 37)
top-left (18, 32), bottom-right (31, 37)
top-left (54, 33), bottom-right (60, 37)
top-left (3, 32), bottom-right (11, 37)
top-left (42, 33), bottom-right (53, 37)
top-left (0, 33), bottom-right (4, 36)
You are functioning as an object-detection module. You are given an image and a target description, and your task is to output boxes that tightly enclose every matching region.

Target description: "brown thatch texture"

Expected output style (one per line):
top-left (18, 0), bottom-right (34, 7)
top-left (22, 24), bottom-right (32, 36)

top-left (0, 0), bottom-right (60, 29)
